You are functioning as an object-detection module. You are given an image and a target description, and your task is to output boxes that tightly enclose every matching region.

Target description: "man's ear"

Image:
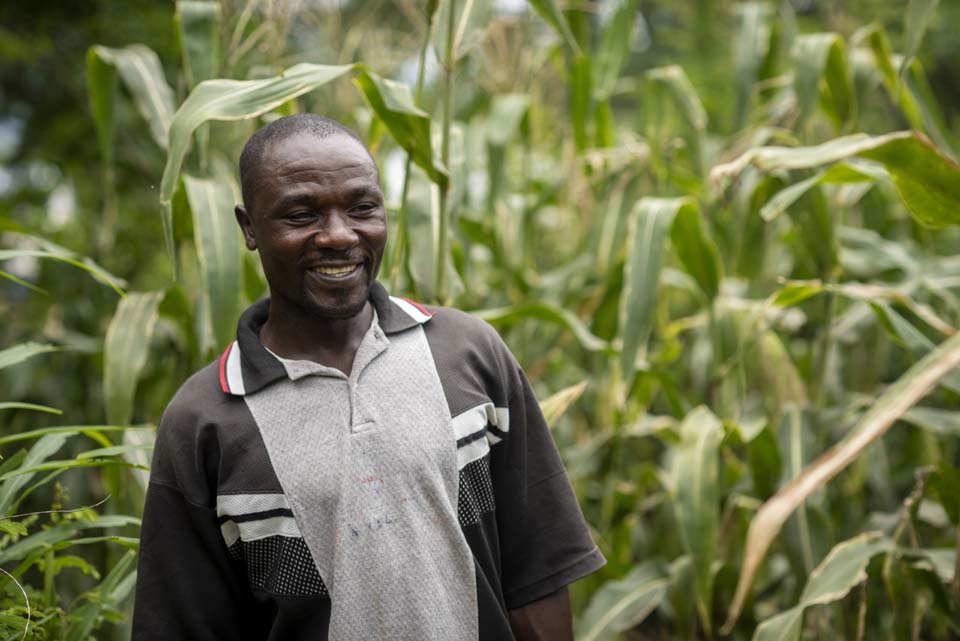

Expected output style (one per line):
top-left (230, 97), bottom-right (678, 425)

top-left (235, 205), bottom-right (258, 251)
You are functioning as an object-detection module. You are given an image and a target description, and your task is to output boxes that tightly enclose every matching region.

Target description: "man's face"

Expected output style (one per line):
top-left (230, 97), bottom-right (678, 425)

top-left (236, 132), bottom-right (387, 320)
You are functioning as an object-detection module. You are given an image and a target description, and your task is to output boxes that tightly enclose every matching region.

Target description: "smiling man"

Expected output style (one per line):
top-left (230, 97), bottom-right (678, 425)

top-left (132, 114), bottom-right (604, 641)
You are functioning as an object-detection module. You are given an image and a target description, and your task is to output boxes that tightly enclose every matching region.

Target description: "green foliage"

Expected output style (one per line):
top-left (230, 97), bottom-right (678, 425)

top-left (3, 0), bottom-right (960, 639)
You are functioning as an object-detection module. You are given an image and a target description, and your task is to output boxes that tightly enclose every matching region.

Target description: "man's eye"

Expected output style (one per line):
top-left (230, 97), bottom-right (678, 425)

top-left (349, 203), bottom-right (377, 215)
top-left (286, 211), bottom-right (315, 223)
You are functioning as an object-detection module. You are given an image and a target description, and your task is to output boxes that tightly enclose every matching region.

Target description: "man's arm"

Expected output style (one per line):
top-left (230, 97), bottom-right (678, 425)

top-left (132, 480), bottom-right (267, 640)
top-left (508, 587), bottom-right (574, 641)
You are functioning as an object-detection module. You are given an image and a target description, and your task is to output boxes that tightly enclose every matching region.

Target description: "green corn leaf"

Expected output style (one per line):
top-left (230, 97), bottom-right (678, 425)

top-left (645, 66), bottom-right (707, 135)
top-left (486, 94), bottom-right (529, 148)
top-left (86, 47), bottom-right (117, 171)
top-left (570, 54), bottom-right (591, 153)
top-left (901, 406), bottom-right (960, 436)
top-left (539, 381), bottom-right (587, 428)
top-left (353, 66), bottom-right (448, 189)
top-left (901, 0), bottom-right (939, 78)
top-left (858, 25), bottom-right (957, 159)
top-left (175, 1), bottom-right (221, 89)
top-left (593, 0), bottom-right (639, 101)
top-left (87, 45), bottom-right (176, 150)
top-left (724, 330), bottom-right (960, 631)
top-left (712, 131), bottom-right (960, 228)
top-left (752, 533), bottom-right (893, 641)
top-left (432, 0), bottom-right (493, 63)
top-left (0, 343), bottom-right (60, 371)
top-left (669, 197), bottom-right (721, 300)
top-left (576, 561), bottom-right (669, 641)
top-left (792, 33), bottom-right (854, 130)
top-left (869, 301), bottom-right (960, 393)
top-left (528, 0), bottom-right (581, 56)
top-left (159, 63), bottom-right (354, 256)
top-left (473, 302), bottom-right (612, 354)
top-left (103, 291), bottom-right (163, 426)
top-left (182, 176), bottom-right (243, 351)
top-left (733, 3), bottom-right (773, 126)
top-left (770, 280), bottom-right (825, 308)
top-left (619, 198), bottom-right (679, 384)
top-left (672, 406), bottom-right (724, 634)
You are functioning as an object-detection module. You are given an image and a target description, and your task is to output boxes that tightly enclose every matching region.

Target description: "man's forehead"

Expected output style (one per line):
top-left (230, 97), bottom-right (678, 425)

top-left (247, 131), bottom-right (381, 205)
top-left (260, 132), bottom-right (374, 170)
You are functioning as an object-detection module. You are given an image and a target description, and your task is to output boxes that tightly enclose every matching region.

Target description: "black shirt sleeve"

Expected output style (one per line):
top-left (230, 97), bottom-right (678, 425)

top-left (493, 363), bottom-right (605, 608)
top-left (132, 394), bottom-right (270, 641)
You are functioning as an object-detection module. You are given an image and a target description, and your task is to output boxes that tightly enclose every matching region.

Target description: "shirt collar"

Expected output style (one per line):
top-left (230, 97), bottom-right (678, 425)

top-left (218, 281), bottom-right (433, 397)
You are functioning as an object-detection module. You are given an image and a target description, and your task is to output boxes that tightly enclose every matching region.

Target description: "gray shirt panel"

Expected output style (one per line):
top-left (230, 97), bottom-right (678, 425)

top-left (244, 316), bottom-right (479, 641)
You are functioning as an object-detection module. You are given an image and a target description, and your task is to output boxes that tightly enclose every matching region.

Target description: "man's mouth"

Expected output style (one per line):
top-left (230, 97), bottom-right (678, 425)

top-left (308, 263), bottom-right (362, 278)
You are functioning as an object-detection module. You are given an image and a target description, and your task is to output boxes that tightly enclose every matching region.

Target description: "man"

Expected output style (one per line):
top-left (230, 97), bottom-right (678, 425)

top-left (132, 114), bottom-right (604, 640)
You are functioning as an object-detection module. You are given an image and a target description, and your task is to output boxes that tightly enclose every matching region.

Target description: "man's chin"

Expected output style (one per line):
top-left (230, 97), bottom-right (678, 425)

top-left (304, 290), bottom-right (370, 321)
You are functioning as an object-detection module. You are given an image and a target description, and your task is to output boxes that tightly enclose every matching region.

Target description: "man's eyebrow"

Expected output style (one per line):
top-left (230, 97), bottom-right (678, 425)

top-left (266, 192), bottom-right (315, 214)
top-left (342, 185), bottom-right (383, 200)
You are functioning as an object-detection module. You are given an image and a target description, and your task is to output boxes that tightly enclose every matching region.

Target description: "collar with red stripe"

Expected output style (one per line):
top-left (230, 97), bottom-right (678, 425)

top-left (218, 281), bottom-right (433, 396)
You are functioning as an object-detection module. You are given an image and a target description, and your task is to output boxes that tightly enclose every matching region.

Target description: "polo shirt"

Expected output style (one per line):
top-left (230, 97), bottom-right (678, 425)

top-left (132, 281), bottom-right (604, 641)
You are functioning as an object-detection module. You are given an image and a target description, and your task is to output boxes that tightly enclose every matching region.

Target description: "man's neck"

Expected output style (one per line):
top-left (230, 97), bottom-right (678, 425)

top-left (259, 298), bottom-right (374, 376)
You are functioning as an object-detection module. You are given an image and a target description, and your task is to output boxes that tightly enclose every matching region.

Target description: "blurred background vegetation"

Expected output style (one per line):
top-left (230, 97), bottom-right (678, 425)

top-left (2, 0), bottom-right (960, 639)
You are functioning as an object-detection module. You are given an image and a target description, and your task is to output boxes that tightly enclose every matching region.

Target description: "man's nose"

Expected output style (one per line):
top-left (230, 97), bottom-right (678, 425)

top-left (314, 212), bottom-right (358, 249)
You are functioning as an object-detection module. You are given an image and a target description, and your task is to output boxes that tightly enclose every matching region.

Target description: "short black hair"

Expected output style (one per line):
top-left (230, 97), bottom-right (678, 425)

top-left (238, 114), bottom-right (370, 208)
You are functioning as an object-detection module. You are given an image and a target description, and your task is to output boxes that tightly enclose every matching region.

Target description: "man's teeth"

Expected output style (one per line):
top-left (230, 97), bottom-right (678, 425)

top-left (312, 264), bottom-right (359, 276)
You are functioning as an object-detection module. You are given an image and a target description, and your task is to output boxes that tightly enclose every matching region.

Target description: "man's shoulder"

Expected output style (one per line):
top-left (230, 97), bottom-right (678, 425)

top-left (419, 304), bottom-right (512, 358)
top-left (159, 358), bottom-right (241, 432)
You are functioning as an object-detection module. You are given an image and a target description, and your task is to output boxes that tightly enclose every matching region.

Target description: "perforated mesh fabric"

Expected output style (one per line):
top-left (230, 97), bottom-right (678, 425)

top-left (458, 454), bottom-right (495, 527)
top-left (229, 536), bottom-right (329, 597)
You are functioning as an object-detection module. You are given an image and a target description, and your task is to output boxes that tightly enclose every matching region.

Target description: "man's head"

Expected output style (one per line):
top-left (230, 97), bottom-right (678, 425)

top-left (235, 114), bottom-right (386, 321)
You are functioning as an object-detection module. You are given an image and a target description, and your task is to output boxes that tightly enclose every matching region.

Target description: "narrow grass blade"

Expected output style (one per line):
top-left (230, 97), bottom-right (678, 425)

top-left (0, 435), bottom-right (68, 515)
top-left (103, 292), bottom-right (163, 426)
top-left (724, 331), bottom-right (960, 630)
top-left (576, 561), bottom-right (668, 641)
top-left (0, 403), bottom-right (61, 415)
top-left (0, 249), bottom-right (125, 296)
top-left (0, 515), bottom-right (140, 565)
top-left (0, 344), bottom-right (60, 371)
top-left (182, 176), bottom-right (243, 351)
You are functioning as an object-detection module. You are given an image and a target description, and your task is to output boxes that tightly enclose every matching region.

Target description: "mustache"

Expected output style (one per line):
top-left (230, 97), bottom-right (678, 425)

top-left (303, 250), bottom-right (367, 264)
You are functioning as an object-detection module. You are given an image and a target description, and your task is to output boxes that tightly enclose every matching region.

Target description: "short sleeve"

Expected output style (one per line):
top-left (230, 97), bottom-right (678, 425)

top-left (492, 364), bottom-right (605, 608)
